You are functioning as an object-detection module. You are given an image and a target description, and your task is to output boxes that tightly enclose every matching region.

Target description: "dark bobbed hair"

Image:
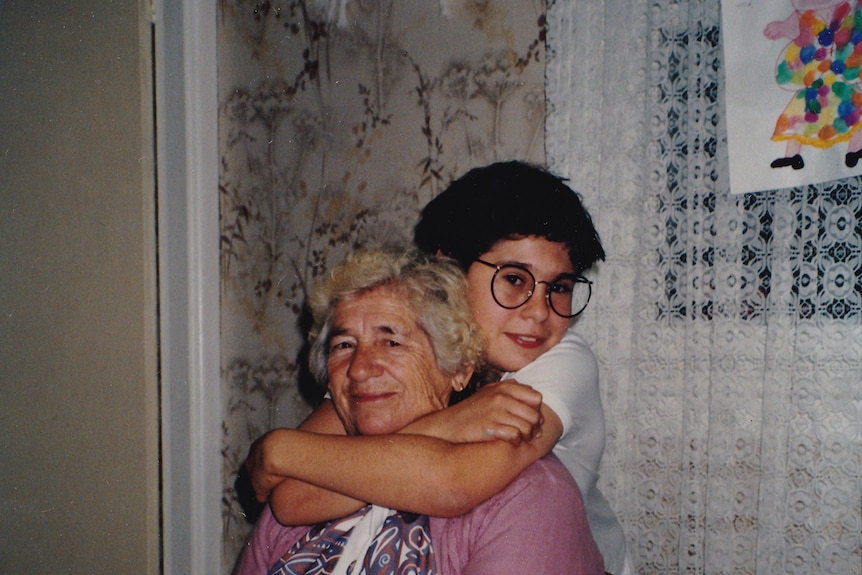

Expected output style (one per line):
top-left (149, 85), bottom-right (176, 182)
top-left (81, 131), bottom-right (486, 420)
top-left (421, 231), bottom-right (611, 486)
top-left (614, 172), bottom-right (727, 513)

top-left (414, 161), bottom-right (605, 274)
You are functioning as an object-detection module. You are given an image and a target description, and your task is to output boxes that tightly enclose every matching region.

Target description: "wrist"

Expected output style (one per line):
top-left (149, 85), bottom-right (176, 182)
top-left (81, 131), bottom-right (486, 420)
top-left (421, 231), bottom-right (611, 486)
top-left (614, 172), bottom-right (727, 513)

top-left (261, 428), bottom-right (294, 476)
top-left (399, 412), bottom-right (447, 440)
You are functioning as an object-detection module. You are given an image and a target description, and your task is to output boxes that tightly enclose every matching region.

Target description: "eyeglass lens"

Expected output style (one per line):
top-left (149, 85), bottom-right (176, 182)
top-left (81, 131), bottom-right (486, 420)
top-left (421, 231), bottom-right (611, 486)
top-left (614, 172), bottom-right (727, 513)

top-left (491, 265), bottom-right (590, 318)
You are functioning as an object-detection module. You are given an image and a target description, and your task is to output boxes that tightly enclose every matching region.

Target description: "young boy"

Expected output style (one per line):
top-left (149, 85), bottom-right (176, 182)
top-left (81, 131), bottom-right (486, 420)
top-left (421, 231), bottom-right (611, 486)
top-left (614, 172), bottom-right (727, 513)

top-left (246, 161), bottom-right (631, 575)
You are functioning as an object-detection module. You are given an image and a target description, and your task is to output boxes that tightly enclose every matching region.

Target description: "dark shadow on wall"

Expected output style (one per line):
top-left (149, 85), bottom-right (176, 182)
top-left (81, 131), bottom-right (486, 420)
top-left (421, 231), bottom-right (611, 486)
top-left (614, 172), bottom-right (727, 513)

top-left (296, 304), bottom-right (327, 408)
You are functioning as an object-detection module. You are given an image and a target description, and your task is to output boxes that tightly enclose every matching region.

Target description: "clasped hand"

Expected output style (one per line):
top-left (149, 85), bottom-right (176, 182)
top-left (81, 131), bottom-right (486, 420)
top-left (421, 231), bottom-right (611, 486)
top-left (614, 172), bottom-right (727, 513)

top-left (243, 379), bottom-right (544, 503)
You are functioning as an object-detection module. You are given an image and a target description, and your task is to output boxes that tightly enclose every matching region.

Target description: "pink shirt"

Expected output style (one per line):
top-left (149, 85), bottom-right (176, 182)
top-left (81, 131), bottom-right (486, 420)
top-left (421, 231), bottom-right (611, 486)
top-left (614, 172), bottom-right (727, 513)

top-left (234, 454), bottom-right (604, 575)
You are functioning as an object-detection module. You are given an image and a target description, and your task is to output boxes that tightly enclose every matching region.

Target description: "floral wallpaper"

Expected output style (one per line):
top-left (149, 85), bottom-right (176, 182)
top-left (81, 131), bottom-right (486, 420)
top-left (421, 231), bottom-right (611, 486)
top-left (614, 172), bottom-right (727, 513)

top-left (217, 1), bottom-right (547, 569)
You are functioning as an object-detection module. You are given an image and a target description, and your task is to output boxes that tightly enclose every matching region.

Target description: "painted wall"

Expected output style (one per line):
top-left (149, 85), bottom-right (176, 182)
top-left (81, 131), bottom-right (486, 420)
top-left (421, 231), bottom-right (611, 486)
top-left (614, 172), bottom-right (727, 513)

top-left (0, 2), bottom-right (159, 573)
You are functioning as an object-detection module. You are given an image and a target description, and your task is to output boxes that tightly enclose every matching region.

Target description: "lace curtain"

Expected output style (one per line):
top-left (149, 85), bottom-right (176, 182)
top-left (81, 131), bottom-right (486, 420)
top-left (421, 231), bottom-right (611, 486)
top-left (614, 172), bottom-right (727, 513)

top-left (546, 1), bottom-right (861, 574)
top-left (217, 0), bottom-right (861, 572)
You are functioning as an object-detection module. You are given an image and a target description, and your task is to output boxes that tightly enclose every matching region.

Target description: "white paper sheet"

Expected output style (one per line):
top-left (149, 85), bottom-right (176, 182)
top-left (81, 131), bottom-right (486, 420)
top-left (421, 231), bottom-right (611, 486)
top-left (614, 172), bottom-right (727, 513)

top-left (722, 0), bottom-right (862, 194)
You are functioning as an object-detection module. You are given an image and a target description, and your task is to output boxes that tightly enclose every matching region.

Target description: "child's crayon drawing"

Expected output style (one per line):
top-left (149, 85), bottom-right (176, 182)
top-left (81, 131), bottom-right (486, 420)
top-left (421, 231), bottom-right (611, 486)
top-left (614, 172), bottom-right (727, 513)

top-left (722, 0), bottom-right (862, 193)
top-left (764, 0), bottom-right (862, 170)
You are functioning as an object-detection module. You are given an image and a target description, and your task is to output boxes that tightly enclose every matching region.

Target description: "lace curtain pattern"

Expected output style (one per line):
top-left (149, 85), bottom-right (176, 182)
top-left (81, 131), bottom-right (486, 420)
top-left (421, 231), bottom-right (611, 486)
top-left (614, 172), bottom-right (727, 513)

top-left (547, 1), bottom-right (861, 574)
top-left (217, 0), bottom-right (861, 572)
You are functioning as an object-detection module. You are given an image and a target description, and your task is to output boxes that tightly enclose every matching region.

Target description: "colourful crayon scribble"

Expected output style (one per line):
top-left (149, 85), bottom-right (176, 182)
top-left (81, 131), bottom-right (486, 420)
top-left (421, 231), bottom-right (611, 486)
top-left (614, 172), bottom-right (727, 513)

top-left (764, 0), bottom-right (862, 168)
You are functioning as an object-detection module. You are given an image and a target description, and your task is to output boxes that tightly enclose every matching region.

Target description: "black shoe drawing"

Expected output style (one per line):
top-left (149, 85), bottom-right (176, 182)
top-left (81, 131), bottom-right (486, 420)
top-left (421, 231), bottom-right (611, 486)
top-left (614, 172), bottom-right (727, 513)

top-left (770, 154), bottom-right (804, 169)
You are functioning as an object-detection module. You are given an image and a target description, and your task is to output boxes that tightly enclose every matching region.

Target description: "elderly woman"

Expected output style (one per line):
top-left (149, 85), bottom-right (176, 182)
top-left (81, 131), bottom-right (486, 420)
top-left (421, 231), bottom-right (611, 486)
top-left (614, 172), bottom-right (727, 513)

top-left (249, 162), bottom-right (628, 574)
top-left (234, 249), bottom-right (603, 575)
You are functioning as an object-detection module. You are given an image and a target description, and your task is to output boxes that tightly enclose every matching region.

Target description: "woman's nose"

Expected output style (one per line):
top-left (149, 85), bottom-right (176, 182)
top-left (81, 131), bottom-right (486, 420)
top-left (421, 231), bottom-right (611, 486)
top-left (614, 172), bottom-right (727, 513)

top-left (346, 346), bottom-right (383, 381)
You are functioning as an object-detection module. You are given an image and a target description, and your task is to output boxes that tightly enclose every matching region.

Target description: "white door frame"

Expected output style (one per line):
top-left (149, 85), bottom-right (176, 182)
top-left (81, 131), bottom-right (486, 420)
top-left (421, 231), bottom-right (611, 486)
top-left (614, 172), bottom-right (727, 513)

top-left (153, 1), bottom-right (222, 573)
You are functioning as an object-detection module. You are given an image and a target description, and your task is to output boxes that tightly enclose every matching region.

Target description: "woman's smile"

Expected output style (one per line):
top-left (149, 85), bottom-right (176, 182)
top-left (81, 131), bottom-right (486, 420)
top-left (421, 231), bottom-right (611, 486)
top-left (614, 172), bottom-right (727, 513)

top-left (350, 389), bottom-right (398, 404)
top-left (326, 286), bottom-right (458, 435)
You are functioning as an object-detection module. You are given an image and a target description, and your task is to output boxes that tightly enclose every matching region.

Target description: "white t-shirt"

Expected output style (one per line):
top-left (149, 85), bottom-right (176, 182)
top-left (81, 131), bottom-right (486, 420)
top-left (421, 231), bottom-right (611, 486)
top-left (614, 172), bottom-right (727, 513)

top-left (503, 327), bottom-right (633, 575)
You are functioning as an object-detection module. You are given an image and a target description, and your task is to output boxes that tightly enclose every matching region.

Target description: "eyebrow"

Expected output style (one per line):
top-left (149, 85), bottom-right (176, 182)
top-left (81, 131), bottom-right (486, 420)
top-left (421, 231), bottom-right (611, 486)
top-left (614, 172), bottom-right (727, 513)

top-left (328, 327), bottom-right (349, 339)
top-left (499, 260), bottom-right (576, 277)
top-left (373, 324), bottom-right (400, 336)
top-left (328, 323), bottom-right (403, 339)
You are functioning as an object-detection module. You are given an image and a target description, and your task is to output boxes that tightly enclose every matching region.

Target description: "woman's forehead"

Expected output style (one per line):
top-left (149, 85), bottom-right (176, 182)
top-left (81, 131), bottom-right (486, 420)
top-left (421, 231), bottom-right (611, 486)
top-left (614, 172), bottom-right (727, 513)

top-left (333, 285), bottom-right (419, 331)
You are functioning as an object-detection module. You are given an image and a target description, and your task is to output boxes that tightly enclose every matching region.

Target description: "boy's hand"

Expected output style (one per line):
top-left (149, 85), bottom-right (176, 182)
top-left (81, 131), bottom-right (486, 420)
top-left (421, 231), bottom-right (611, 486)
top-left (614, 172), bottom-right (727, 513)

top-left (403, 380), bottom-right (543, 445)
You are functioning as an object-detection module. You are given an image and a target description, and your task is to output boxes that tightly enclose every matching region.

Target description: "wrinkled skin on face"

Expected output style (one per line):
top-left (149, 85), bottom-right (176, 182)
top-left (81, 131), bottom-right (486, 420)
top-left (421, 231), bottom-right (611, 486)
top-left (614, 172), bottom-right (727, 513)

top-left (326, 286), bottom-right (465, 436)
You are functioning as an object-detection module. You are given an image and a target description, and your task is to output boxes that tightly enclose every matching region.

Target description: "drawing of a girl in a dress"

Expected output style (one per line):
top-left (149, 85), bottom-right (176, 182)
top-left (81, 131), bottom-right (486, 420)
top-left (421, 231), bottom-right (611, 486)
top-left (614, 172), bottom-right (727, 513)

top-left (764, 0), bottom-right (862, 169)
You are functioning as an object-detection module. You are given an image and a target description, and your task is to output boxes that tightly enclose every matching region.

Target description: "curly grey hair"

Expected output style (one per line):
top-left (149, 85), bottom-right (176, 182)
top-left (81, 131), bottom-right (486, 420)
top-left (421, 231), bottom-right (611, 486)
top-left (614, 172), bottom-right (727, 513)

top-left (308, 248), bottom-right (483, 386)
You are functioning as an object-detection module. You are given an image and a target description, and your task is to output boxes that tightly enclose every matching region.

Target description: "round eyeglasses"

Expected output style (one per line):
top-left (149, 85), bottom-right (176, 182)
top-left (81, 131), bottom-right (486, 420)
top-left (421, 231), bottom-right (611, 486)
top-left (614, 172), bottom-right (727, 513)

top-left (474, 259), bottom-right (592, 318)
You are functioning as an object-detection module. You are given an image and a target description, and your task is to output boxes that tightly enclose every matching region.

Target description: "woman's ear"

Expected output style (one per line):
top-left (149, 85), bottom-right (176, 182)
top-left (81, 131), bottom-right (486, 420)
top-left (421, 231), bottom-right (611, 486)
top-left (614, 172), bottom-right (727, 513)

top-left (450, 368), bottom-right (474, 393)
